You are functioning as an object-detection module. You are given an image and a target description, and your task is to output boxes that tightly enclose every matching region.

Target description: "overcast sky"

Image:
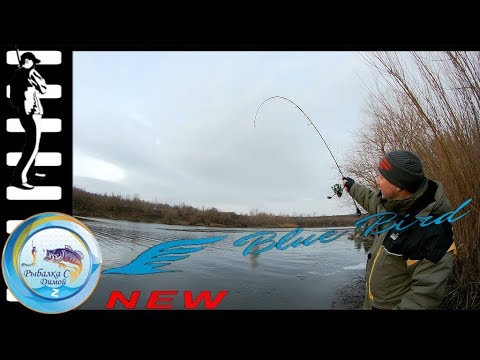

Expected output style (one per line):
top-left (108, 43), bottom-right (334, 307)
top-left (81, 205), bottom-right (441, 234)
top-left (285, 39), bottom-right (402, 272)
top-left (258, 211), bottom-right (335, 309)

top-left (73, 51), bottom-right (372, 216)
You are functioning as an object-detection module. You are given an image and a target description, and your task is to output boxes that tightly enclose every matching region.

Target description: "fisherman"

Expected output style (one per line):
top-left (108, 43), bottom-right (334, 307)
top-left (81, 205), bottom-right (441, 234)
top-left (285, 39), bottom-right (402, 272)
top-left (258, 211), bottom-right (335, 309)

top-left (9, 51), bottom-right (47, 190)
top-left (342, 150), bottom-right (456, 310)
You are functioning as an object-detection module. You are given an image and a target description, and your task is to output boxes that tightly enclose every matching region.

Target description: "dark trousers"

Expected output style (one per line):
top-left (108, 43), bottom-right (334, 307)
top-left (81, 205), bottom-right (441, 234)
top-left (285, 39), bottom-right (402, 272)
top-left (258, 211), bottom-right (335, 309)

top-left (11, 112), bottom-right (41, 184)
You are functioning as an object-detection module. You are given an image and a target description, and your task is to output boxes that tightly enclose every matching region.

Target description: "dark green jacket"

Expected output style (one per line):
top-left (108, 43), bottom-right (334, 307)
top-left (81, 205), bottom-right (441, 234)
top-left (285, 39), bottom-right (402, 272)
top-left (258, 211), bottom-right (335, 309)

top-left (350, 179), bottom-right (456, 310)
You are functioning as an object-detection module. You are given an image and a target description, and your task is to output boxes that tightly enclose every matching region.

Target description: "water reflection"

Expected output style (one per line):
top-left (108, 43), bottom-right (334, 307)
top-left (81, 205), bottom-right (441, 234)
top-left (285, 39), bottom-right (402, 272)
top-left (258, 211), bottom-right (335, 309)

top-left (249, 244), bottom-right (261, 269)
top-left (78, 218), bottom-right (368, 310)
top-left (347, 217), bottom-right (374, 253)
top-left (349, 235), bottom-right (373, 253)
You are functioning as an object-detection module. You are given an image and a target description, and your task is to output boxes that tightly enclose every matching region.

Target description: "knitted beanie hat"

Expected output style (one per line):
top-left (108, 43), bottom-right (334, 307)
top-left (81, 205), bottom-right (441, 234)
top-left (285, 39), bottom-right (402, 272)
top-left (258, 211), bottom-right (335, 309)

top-left (378, 150), bottom-right (426, 192)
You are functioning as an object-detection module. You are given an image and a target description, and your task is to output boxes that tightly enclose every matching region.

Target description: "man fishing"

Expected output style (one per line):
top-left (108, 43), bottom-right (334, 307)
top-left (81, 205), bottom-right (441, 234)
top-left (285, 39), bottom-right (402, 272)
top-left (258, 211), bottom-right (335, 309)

top-left (342, 150), bottom-right (456, 310)
top-left (9, 51), bottom-right (47, 190)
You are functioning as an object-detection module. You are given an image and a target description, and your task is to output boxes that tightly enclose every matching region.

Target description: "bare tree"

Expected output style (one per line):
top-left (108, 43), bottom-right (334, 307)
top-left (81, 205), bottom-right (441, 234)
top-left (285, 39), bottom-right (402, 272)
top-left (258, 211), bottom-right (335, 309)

top-left (348, 51), bottom-right (480, 309)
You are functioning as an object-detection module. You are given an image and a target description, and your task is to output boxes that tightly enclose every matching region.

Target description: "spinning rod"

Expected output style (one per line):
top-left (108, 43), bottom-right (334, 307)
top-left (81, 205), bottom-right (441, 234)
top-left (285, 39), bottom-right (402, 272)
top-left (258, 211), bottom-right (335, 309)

top-left (254, 96), bottom-right (362, 216)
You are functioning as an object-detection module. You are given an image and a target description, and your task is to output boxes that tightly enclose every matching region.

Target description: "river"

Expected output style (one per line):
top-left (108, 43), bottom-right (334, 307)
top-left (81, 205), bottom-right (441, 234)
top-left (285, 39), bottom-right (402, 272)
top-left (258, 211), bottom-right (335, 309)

top-left (77, 217), bottom-right (370, 310)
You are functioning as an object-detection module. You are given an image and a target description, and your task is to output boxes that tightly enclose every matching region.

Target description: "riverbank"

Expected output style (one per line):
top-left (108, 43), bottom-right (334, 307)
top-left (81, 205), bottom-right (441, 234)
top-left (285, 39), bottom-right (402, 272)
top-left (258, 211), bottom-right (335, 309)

top-left (330, 275), bottom-right (365, 310)
top-left (330, 273), bottom-right (462, 310)
top-left (73, 187), bottom-right (361, 228)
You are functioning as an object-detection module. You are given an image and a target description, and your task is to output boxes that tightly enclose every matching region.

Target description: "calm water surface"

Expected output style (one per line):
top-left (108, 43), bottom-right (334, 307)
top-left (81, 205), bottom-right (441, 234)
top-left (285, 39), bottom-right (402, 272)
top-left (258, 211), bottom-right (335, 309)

top-left (78, 217), bottom-right (370, 310)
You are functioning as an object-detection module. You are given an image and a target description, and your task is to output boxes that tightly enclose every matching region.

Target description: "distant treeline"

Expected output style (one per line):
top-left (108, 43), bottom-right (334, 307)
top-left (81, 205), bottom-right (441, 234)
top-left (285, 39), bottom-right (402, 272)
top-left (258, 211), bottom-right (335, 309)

top-left (73, 187), bottom-right (359, 228)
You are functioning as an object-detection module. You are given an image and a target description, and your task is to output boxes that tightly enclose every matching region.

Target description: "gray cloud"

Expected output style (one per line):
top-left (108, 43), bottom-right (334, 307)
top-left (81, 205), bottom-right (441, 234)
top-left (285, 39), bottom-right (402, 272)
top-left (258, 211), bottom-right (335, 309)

top-left (73, 51), bottom-right (369, 216)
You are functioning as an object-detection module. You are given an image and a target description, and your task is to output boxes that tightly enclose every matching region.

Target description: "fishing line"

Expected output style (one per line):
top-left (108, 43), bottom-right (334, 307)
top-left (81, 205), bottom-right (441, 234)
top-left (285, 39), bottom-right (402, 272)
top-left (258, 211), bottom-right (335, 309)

top-left (254, 95), bottom-right (362, 216)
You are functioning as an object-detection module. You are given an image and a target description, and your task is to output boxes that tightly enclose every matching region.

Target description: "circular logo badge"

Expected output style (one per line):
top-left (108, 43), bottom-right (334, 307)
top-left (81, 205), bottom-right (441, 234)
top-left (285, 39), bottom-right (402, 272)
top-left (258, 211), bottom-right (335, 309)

top-left (2, 213), bottom-right (102, 314)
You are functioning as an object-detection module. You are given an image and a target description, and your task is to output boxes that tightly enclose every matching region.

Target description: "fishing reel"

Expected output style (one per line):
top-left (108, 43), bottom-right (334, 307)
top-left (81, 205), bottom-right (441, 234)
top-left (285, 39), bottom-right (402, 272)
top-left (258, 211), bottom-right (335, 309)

top-left (327, 183), bottom-right (343, 199)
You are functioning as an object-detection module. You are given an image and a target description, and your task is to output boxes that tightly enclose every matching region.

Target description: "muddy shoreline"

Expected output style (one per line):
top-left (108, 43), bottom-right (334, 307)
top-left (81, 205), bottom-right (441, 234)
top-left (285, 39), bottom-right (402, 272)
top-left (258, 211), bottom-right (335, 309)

top-left (330, 274), bottom-right (366, 310)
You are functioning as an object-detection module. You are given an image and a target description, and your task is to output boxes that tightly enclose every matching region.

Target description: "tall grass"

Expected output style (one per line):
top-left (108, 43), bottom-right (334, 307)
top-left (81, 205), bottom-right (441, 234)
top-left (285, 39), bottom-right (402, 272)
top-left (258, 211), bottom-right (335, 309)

top-left (346, 51), bottom-right (480, 309)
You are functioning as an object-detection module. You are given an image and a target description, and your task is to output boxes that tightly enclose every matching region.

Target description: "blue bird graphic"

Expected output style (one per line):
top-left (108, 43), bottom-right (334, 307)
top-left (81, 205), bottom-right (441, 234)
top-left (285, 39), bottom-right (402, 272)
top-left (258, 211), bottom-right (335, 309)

top-left (102, 236), bottom-right (228, 275)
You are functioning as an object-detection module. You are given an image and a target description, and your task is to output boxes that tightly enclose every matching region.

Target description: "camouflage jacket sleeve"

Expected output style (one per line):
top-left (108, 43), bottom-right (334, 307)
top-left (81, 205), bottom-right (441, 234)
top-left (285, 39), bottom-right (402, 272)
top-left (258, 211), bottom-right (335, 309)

top-left (348, 183), bottom-right (382, 214)
top-left (393, 251), bottom-right (454, 310)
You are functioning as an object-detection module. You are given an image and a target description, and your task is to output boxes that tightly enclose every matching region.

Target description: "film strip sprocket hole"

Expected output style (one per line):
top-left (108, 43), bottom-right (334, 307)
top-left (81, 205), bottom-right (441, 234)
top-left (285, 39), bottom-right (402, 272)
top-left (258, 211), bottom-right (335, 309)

top-left (2, 48), bottom-right (73, 304)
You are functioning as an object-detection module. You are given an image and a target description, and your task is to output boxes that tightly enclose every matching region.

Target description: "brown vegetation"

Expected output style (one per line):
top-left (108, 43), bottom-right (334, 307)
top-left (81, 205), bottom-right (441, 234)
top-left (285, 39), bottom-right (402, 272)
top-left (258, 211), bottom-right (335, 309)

top-left (73, 187), bottom-right (359, 229)
top-left (347, 51), bottom-right (480, 309)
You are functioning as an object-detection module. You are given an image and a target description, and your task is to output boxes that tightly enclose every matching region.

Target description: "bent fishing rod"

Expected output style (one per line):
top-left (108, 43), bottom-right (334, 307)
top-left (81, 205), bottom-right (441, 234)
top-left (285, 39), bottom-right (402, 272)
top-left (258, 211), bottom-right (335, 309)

top-left (254, 95), bottom-right (362, 216)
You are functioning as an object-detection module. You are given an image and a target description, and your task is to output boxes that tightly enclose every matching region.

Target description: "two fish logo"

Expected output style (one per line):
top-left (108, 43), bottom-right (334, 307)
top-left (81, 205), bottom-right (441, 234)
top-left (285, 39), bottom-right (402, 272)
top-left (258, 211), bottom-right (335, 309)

top-left (2, 212), bottom-right (102, 314)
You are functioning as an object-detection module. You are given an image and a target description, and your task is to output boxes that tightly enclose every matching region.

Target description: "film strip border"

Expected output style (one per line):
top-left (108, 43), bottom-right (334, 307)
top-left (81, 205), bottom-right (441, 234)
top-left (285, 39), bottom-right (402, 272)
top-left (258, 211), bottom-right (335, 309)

top-left (1, 47), bottom-right (73, 303)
